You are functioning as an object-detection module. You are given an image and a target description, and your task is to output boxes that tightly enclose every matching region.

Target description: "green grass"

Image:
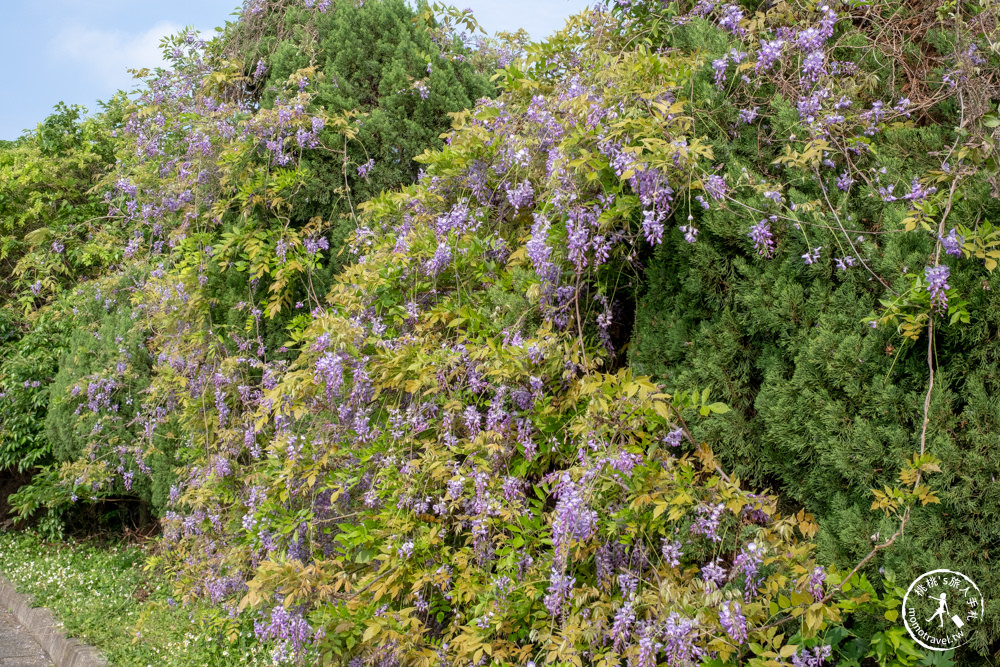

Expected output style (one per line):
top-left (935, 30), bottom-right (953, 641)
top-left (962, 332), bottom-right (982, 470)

top-left (0, 531), bottom-right (272, 667)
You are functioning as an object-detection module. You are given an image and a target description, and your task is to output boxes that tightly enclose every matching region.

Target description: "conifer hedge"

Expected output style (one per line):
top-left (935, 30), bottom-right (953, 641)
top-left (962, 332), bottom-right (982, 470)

top-left (627, 0), bottom-right (1000, 653)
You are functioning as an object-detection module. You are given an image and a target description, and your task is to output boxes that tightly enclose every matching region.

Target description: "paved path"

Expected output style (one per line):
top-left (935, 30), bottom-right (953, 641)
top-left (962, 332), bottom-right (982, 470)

top-left (0, 607), bottom-right (51, 666)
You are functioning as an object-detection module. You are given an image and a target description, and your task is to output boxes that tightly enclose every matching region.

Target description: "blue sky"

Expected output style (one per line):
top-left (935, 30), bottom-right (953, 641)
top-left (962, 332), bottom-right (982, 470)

top-left (0, 0), bottom-right (592, 140)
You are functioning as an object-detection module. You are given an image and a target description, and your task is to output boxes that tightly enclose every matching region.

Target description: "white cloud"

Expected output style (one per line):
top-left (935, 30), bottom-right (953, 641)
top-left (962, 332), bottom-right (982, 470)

top-left (50, 21), bottom-right (186, 92)
top-left (460, 0), bottom-right (591, 39)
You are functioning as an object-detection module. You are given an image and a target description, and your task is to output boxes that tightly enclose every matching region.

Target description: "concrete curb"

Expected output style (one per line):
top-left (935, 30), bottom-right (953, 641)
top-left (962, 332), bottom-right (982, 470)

top-left (0, 574), bottom-right (107, 667)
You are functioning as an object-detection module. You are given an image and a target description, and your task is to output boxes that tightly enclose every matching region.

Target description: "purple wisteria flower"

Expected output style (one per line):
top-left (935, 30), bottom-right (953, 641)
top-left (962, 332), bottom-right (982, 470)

top-left (925, 264), bottom-right (950, 312)
top-left (904, 177), bottom-right (937, 204)
top-left (732, 541), bottom-right (763, 599)
top-left (242, 486), bottom-right (265, 531)
top-left (551, 472), bottom-right (597, 566)
top-left (719, 601), bottom-right (748, 644)
top-left (662, 612), bottom-right (703, 665)
top-left (860, 100), bottom-right (886, 135)
top-left (717, 3), bottom-right (745, 35)
top-left (275, 238), bottom-right (290, 263)
top-left (749, 219), bottom-right (775, 258)
top-left (792, 645), bottom-right (833, 667)
top-left (802, 246), bottom-right (821, 265)
top-left (610, 601), bottom-right (636, 652)
top-left (940, 228), bottom-right (964, 257)
top-left (255, 605), bottom-right (314, 665)
top-left (565, 210), bottom-right (591, 270)
top-left (356, 159), bottom-right (375, 177)
top-left (691, 502), bottom-right (725, 541)
top-left (796, 25), bottom-right (826, 52)
top-left (544, 568), bottom-right (575, 618)
top-left (425, 241), bottom-right (452, 276)
top-left (661, 539), bottom-right (683, 567)
top-left (314, 353), bottom-right (343, 401)
top-left (527, 213), bottom-right (556, 280)
top-left (303, 235), bottom-right (329, 255)
top-left (796, 89), bottom-right (828, 124)
top-left (834, 256), bottom-right (855, 271)
top-left (801, 49), bottom-right (826, 81)
top-left (679, 224), bottom-right (698, 244)
top-left (689, 0), bottom-right (717, 17)
top-left (663, 427), bottom-right (684, 447)
top-left (756, 38), bottom-right (785, 72)
top-left (462, 405), bottom-right (481, 438)
top-left (618, 570), bottom-right (639, 596)
top-left (712, 57), bottom-right (729, 88)
top-left (506, 180), bottom-right (534, 209)
top-left (808, 565), bottom-right (826, 600)
top-left (642, 210), bottom-right (664, 245)
top-left (738, 106), bottom-right (759, 124)
top-left (701, 559), bottom-right (727, 589)
top-left (703, 174), bottom-right (728, 201)
top-left (836, 171), bottom-right (854, 191)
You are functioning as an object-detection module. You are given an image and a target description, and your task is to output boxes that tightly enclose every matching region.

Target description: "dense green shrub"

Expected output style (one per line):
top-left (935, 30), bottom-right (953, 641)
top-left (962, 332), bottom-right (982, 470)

top-left (44, 272), bottom-right (156, 505)
top-left (227, 0), bottom-right (495, 271)
top-left (625, 0), bottom-right (1000, 654)
top-left (0, 102), bottom-right (122, 306)
top-left (0, 305), bottom-right (73, 471)
top-left (0, 103), bottom-right (122, 475)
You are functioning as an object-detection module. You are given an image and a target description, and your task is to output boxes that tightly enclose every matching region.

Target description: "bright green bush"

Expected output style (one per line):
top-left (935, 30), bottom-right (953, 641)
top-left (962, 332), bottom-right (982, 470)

top-left (0, 102), bottom-right (122, 308)
top-left (0, 102), bottom-right (123, 476)
top-left (0, 305), bottom-right (72, 471)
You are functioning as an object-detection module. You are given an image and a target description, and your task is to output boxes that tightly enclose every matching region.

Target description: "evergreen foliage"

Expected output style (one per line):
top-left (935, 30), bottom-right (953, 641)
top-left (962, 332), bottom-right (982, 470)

top-left (229, 0), bottom-right (495, 271)
top-left (624, 0), bottom-right (1000, 654)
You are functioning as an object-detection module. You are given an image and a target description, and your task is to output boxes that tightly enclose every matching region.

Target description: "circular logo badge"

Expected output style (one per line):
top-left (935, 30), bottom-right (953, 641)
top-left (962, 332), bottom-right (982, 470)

top-left (902, 569), bottom-right (984, 651)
